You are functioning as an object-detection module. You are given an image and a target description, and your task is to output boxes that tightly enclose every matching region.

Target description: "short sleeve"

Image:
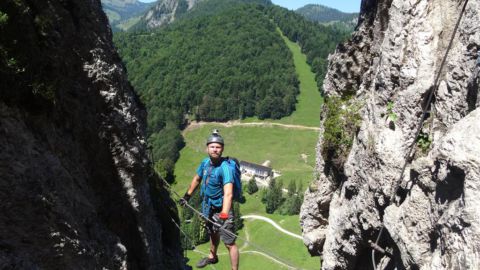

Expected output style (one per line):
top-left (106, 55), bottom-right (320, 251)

top-left (221, 162), bottom-right (233, 185)
top-left (196, 159), bottom-right (206, 178)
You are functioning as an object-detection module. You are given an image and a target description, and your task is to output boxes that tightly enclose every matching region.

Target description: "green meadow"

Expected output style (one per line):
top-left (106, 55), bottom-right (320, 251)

top-left (182, 195), bottom-right (319, 269)
top-left (173, 28), bottom-right (322, 269)
top-left (185, 215), bottom-right (320, 270)
top-left (242, 28), bottom-right (323, 128)
top-left (174, 125), bottom-right (318, 196)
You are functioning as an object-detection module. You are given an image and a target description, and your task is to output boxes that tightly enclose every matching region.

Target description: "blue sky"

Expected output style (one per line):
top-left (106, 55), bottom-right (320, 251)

top-left (271, 0), bottom-right (360, 13)
top-left (138, 0), bottom-right (361, 13)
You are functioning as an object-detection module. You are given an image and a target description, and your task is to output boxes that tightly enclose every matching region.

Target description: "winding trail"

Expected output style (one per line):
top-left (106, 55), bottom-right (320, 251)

top-left (183, 120), bottom-right (320, 135)
top-left (240, 250), bottom-right (297, 269)
top-left (193, 249), bottom-right (295, 269)
top-left (191, 215), bottom-right (303, 269)
top-left (239, 222), bottom-right (250, 251)
top-left (241, 215), bottom-right (303, 240)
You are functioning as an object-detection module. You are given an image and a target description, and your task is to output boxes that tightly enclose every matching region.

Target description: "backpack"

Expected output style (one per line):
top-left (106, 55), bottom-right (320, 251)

top-left (224, 157), bottom-right (242, 201)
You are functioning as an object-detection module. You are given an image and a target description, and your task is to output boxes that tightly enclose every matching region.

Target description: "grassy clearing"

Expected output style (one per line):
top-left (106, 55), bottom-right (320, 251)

top-left (174, 124), bottom-right (317, 195)
top-left (174, 124), bottom-right (319, 269)
top-left (240, 193), bottom-right (302, 235)
top-left (116, 16), bottom-right (142, 31)
top-left (242, 28), bottom-right (323, 128)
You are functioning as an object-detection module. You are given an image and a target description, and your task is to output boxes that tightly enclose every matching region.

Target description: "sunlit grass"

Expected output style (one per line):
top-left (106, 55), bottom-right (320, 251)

top-left (174, 124), bottom-right (317, 194)
top-left (242, 29), bottom-right (323, 128)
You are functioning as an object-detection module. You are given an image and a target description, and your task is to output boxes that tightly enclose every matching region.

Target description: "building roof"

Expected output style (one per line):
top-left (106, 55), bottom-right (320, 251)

top-left (240, 160), bottom-right (272, 174)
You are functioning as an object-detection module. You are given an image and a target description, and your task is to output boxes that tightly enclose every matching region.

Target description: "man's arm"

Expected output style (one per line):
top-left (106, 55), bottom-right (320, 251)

top-left (186, 174), bottom-right (202, 196)
top-left (180, 174), bottom-right (202, 206)
top-left (221, 183), bottom-right (233, 215)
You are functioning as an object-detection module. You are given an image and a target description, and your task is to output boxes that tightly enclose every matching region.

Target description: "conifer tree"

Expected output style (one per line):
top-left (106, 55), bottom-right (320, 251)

top-left (265, 179), bottom-right (283, 214)
top-left (233, 202), bottom-right (243, 231)
top-left (287, 179), bottom-right (296, 197)
top-left (246, 176), bottom-right (259, 194)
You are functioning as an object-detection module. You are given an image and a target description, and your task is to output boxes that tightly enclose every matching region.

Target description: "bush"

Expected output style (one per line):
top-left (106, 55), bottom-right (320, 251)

top-left (417, 132), bottom-right (431, 153)
top-left (246, 176), bottom-right (259, 195)
top-left (321, 95), bottom-right (362, 180)
top-left (0, 11), bottom-right (8, 25)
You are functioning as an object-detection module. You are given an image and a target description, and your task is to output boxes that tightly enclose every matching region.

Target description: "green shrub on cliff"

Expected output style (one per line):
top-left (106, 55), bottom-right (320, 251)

top-left (321, 95), bottom-right (362, 179)
top-left (0, 11), bottom-right (8, 25)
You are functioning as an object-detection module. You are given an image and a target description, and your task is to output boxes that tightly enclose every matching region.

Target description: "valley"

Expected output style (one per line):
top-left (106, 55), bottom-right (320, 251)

top-left (111, 1), bottom-right (353, 269)
top-left (173, 25), bottom-right (323, 269)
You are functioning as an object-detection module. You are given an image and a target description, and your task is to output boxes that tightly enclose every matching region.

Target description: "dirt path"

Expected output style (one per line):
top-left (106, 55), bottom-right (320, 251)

top-left (183, 120), bottom-right (320, 134)
top-left (239, 222), bottom-right (250, 251)
top-left (241, 215), bottom-right (303, 240)
top-left (191, 215), bottom-right (303, 269)
top-left (194, 247), bottom-right (297, 270)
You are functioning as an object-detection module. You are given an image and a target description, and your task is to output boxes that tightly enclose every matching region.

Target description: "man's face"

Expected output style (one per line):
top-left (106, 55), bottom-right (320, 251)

top-left (207, 143), bottom-right (224, 159)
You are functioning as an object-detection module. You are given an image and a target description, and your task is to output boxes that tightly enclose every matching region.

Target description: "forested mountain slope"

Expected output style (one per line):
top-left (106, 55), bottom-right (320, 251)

top-left (267, 5), bottom-right (352, 91)
top-left (114, 1), bottom-right (350, 182)
top-left (115, 3), bottom-right (297, 180)
top-left (134, 0), bottom-right (271, 30)
top-left (117, 4), bottom-right (298, 128)
top-left (101, 0), bottom-right (153, 31)
top-left (132, 0), bottom-right (200, 30)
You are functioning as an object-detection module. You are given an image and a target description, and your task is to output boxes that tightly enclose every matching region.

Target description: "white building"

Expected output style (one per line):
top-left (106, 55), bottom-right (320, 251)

top-left (239, 160), bottom-right (273, 180)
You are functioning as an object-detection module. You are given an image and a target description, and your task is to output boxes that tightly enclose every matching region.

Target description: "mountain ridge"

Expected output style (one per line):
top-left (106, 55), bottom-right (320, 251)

top-left (134, 0), bottom-right (272, 30)
top-left (295, 4), bottom-right (358, 30)
top-left (101, 0), bottom-right (153, 21)
top-left (295, 4), bottom-right (357, 23)
top-left (101, 0), bottom-right (154, 30)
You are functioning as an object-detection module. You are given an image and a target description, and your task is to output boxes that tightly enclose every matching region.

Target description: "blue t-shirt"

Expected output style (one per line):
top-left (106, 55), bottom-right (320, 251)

top-left (197, 157), bottom-right (234, 208)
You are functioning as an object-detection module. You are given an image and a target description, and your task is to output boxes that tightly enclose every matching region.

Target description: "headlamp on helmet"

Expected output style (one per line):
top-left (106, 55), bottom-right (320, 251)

top-left (206, 129), bottom-right (224, 145)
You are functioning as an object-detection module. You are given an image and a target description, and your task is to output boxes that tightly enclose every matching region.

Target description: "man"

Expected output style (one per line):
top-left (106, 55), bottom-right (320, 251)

top-left (180, 129), bottom-right (239, 269)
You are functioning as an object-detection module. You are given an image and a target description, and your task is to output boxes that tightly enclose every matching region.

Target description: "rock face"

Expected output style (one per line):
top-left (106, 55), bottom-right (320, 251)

top-left (142, 0), bottom-right (202, 29)
top-left (300, 0), bottom-right (480, 269)
top-left (0, 0), bottom-right (182, 269)
top-left (101, 0), bottom-right (153, 24)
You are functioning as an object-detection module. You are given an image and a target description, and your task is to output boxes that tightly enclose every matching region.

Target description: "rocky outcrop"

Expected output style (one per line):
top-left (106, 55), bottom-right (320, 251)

top-left (101, 0), bottom-right (153, 24)
top-left (142, 0), bottom-right (202, 29)
top-left (0, 0), bottom-right (182, 269)
top-left (301, 0), bottom-right (480, 269)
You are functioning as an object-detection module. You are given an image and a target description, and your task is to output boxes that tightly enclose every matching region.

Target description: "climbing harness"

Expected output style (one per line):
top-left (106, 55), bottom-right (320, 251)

top-left (370, 0), bottom-right (470, 269)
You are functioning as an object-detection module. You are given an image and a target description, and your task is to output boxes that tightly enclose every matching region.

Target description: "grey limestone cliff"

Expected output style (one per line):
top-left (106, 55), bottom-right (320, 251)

top-left (142, 0), bottom-right (202, 29)
top-left (0, 0), bottom-right (182, 269)
top-left (301, 0), bottom-right (480, 269)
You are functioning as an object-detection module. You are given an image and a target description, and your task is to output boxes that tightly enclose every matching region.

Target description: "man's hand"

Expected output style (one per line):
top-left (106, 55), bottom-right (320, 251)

top-left (179, 192), bottom-right (191, 207)
top-left (212, 212), bottom-right (229, 230)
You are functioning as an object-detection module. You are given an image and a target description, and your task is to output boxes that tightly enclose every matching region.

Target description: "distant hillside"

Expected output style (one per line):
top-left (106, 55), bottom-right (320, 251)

top-left (134, 0), bottom-right (271, 30)
top-left (295, 4), bottom-right (357, 29)
top-left (113, 2), bottom-right (350, 182)
top-left (132, 0), bottom-right (200, 30)
top-left (101, 0), bottom-right (154, 31)
top-left (266, 5), bottom-right (351, 92)
top-left (116, 4), bottom-right (298, 129)
top-left (114, 3), bottom-right (300, 180)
